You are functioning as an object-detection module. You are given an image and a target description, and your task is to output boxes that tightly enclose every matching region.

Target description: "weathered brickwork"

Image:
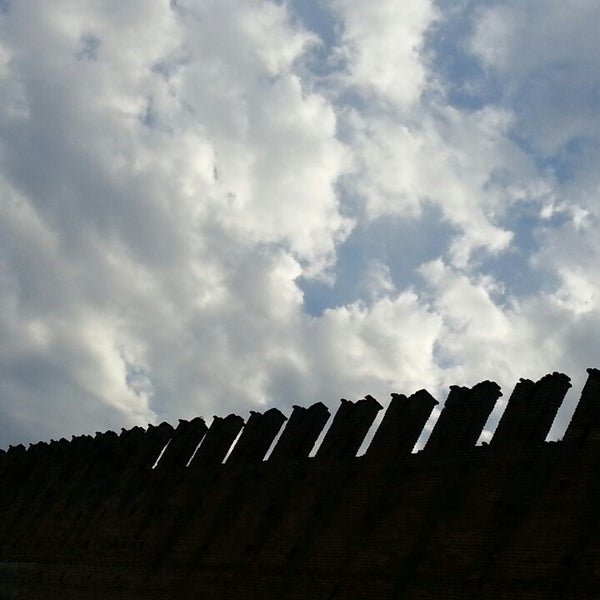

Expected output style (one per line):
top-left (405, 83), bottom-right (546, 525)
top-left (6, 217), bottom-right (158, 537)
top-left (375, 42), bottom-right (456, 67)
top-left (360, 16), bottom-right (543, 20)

top-left (1, 369), bottom-right (599, 599)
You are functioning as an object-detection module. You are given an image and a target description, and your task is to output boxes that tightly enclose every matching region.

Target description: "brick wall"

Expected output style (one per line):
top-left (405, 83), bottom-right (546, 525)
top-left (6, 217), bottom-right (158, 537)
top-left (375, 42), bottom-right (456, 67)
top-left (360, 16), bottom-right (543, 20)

top-left (0, 369), bottom-right (599, 599)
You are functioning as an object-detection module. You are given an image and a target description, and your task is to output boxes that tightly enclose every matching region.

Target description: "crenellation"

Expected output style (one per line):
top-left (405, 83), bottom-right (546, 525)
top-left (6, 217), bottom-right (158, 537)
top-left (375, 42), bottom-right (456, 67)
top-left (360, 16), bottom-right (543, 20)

top-left (425, 380), bottom-right (502, 452)
top-left (227, 408), bottom-right (287, 464)
top-left (491, 372), bottom-right (571, 449)
top-left (188, 413), bottom-right (245, 466)
top-left (115, 426), bottom-right (150, 471)
top-left (316, 395), bottom-right (383, 459)
top-left (154, 417), bottom-right (208, 470)
top-left (564, 367), bottom-right (600, 443)
top-left (1, 370), bottom-right (600, 599)
top-left (85, 430), bottom-right (133, 479)
top-left (2, 444), bottom-right (29, 484)
top-left (117, 425), bottom-right (147, 457)
top-left (137, 422), bottom-right (174, 470)
top-left (269, 402), bottom-right (331, 461)
top-left (366, 389), bottom-right (438, 460)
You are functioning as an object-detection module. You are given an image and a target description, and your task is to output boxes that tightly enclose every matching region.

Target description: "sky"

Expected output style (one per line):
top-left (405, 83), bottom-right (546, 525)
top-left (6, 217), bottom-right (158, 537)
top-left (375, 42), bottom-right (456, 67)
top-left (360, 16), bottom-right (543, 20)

top-left (0, 0), bottom-right (599, 449)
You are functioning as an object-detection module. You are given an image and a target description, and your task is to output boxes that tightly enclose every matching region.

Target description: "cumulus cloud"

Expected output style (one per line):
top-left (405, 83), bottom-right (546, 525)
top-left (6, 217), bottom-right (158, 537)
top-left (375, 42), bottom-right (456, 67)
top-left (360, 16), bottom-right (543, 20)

top-left (327, 0), bottom-right (437, 106)
top-left (0, 0), bottom-right (353, 445)
top-left (469, 0), bottom-right (600, 155)
top-left (0, 0), bottom-right (598, 448)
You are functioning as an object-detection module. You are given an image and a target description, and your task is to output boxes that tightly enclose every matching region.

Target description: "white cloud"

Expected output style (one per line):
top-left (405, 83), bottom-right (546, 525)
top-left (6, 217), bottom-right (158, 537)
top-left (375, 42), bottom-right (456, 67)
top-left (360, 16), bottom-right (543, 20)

top-left (339, 103), bottom-right (535, 266)
top-left (469, 0), bottom-right (600, 155)
top-left (0, 0), bottom-right (599, 451)
top-left (291, 290), bottom-right (446, 414)
top-left (328, 0), bottom-right (437, 106)
top-left (0, 0), bottom-right (356, 444)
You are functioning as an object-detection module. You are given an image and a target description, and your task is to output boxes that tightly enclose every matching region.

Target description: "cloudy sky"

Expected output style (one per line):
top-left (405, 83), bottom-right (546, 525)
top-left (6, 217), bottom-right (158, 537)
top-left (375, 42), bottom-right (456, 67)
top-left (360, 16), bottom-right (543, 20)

top-left (0, 0), bottom-right (598, 448)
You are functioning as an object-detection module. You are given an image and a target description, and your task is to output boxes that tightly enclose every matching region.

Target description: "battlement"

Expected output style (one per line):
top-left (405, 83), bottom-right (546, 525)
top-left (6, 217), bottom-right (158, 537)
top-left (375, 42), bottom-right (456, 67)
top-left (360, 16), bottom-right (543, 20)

top-left (1, 369), bottom-right (596, 476)
top-left (1, 369), bottom-right (599, 599)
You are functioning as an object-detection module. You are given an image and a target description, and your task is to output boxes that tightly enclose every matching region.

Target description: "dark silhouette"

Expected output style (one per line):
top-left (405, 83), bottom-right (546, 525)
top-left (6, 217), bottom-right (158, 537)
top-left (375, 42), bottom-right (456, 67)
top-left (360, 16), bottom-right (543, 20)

top-left (1, 369), bottom-right (600, 598)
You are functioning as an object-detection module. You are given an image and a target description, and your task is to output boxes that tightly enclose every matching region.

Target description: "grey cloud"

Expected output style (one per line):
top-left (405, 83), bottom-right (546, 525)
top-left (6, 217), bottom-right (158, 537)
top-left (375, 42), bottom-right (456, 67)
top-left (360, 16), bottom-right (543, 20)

top-left (468, 1), bottom-right (600, 156)
top-left (0, 0), bottom-right (599, 452)
top-left (300, 206), bottom-right (458, 315)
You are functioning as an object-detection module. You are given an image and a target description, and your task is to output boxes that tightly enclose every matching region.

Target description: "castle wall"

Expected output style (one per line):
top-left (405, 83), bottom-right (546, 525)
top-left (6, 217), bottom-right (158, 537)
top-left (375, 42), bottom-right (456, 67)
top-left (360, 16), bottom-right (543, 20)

top-left (1, 370), bottom-right (600, 599)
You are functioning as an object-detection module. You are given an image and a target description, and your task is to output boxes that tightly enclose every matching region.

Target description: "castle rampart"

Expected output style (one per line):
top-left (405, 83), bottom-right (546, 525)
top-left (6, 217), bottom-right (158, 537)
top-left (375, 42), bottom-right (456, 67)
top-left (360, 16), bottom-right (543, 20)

top-left (1, 369), bottom-right (600, 598)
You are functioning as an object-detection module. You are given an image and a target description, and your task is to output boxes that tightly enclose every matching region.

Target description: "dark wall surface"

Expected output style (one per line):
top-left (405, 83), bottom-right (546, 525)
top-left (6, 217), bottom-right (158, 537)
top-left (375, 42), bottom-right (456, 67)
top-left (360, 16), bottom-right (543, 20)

top-left (1, 369), bottom-right (599, 599)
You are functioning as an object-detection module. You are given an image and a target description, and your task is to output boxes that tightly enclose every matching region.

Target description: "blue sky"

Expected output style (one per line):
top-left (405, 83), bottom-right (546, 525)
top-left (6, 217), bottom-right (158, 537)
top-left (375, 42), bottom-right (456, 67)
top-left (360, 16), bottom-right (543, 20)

top-left (0, 0), bottom-right (598, 447)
